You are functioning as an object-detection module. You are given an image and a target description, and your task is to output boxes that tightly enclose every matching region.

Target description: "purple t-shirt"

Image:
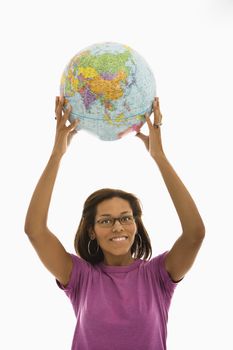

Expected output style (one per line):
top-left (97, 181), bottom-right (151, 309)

top-left (56, 251), bottom-right (182, 350)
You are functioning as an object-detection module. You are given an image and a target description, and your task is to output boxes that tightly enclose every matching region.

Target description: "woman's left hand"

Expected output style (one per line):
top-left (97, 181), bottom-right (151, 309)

top-left (136, 97), bottom-right (164, 159)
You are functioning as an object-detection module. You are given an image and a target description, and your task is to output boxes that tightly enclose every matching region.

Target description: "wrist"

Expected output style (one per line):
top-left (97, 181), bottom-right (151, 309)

top-left (50, 151), bottom-right (63, 163)
top-left (151, 151), bottom-right (167, 162)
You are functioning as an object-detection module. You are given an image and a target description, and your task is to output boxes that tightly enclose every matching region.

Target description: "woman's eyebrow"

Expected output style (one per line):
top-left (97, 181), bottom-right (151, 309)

top-left (99, 211), bottom-right (131, 217)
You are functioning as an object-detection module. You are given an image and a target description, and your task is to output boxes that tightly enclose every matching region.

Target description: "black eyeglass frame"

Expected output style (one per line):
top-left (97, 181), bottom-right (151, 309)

top-left (95, 215), bottom-right (136, 227)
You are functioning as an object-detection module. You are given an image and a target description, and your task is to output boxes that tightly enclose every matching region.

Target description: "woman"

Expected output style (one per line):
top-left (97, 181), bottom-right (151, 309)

top-left (24, 96), bottom-right (205, 350)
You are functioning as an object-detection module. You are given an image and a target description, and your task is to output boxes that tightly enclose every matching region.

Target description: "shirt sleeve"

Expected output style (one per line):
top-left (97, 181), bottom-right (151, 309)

top-left (148, 251), bottom-right (184, 300)
top-left (55, 253), bottom-right (91, 300)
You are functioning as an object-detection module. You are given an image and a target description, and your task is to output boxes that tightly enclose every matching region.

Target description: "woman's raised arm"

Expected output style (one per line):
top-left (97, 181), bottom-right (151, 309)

top-left (24, 96), bottom-right (79, 286)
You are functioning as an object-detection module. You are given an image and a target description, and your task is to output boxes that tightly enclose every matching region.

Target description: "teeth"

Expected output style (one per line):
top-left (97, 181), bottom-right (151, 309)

top-left (111, 237), bottom-right (127, 241)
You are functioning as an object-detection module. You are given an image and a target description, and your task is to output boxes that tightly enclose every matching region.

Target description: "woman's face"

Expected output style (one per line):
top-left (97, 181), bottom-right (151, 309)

top-left (91, 197), bottom-right (137, 265)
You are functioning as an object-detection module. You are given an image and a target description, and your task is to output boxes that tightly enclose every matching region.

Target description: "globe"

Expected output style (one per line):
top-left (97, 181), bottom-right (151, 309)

top-left (60, 42), bottom-right (156, 141)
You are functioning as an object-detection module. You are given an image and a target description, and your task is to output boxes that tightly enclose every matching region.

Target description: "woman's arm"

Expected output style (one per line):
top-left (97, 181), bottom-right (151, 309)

top-left (24, 96), bottom-right (79, 236)
top-left (152, 152), bottom-right (205, 238)
top-left (24, 96), bottom-right (79, 286)
top-left (24, 153), bottom-right (62, 235)
top-left (136, 97), bottom-right (205, 281)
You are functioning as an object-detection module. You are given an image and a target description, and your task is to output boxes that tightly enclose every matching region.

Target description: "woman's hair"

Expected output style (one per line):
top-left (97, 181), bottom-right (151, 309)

top-left (74, 188), bottom-right (152, 265)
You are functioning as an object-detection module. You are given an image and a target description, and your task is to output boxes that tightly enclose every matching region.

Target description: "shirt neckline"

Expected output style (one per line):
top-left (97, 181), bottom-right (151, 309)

top-left (97, 258), bottom-right (142, 273)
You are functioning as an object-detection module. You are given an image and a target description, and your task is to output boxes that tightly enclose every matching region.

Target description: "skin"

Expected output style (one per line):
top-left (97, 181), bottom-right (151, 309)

top-left (89, 197), bottom-right (137, 266)
top-left (25, 95), bottom-right (205, 284)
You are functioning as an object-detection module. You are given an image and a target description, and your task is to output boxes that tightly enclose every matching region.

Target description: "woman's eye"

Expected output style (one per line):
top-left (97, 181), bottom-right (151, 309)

top-left (102, 219), bottom-right (111, 224)
top-left (121, 216), bottom-right (131, 222)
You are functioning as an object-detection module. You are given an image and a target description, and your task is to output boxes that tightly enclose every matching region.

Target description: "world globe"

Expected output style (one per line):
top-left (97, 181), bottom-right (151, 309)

top-left (60, 42), bottom-right (156, 141)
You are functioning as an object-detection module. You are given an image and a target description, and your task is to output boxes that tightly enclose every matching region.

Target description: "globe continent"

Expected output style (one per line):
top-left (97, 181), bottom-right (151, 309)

top-left (60, 42), bottom-right (156, 141)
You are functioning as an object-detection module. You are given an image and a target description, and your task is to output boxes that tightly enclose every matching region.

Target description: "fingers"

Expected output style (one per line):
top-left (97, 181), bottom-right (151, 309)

top-left (153, 97), bottom-right (160, 110)
top-left (145, 113), bottom-right (153, 129)
top-left (55, 96), bottom-right (73, 124)
top-left (55, 96), bottom-right (59, 119)
top-left (55, 95), bottom-right (80, 133)
top-left (153, 97), bottom-right (163, 125)
top-left (67, 118), bottom-right (80, 132)
top-left (55, 96), bottom-right (59, 113)
top-left (63, 103), bottom-right (72, 123)
top-left (55, 96), bottom-right (65, 121)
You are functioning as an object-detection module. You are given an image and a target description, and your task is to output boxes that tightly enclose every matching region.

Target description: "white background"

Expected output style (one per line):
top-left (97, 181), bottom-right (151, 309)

top-left (1, 0), bottom-right (233, 349)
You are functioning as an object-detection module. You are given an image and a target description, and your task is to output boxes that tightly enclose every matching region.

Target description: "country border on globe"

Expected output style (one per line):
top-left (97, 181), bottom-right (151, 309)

top-left (60, 42), bottom-right (156, 141)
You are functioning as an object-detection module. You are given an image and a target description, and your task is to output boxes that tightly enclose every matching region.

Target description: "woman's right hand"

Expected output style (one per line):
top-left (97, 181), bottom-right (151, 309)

top-left (52, 96), bottom-right (79, 157)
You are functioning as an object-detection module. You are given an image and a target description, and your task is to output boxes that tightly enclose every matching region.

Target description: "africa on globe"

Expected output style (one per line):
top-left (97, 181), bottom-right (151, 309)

top-left (60, 42), bottom-right (156, 141)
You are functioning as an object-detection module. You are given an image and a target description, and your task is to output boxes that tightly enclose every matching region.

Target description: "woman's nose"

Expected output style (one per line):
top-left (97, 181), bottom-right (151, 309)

top-left (112, 220), bottom-right (124, 231)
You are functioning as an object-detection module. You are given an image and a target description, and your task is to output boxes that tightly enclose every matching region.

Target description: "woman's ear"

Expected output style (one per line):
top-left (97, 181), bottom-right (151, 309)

top-left (88, 227), bottom-right (95, 240)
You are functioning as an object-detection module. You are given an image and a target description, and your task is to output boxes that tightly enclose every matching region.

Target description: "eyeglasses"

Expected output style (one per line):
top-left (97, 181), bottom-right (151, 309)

top-left (95, 215), bottom-right (135, 228)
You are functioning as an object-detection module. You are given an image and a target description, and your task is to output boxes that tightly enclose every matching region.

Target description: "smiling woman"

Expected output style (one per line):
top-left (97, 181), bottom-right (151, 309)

top-left (24, 96), bottom-right (205, 350)
top-left (74, 188), bottom-right (152, 266)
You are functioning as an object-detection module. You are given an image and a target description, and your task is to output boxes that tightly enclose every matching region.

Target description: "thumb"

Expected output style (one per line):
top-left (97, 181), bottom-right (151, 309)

top-left (68, 118), bottom-right (79, 132)
top-left (67, 129), bottom-right (78, 146)
top-left (135, 131), bottom-right (147, 143)
top-left (135, 131), bottom-right (149, 150)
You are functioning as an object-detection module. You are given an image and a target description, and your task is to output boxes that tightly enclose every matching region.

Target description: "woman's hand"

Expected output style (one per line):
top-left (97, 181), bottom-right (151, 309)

top-left (136, 97), bottom-right (164, 159)
top-left (52, 96), bottom-right (79, 157)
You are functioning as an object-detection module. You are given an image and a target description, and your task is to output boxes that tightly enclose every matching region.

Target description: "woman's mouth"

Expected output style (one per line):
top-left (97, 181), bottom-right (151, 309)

top-left (110, 236), bottom-right (128, 242)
